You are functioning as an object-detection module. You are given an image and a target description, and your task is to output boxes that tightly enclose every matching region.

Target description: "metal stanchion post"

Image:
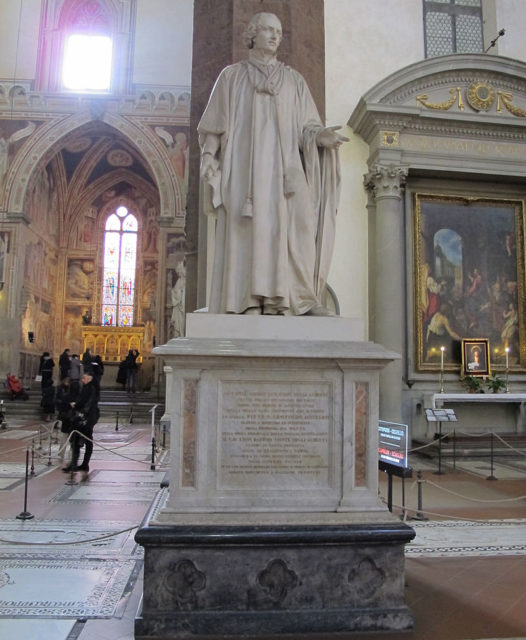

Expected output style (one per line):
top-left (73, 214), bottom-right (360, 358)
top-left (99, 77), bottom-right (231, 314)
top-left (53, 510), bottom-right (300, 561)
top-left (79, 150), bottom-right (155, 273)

top-left (161, 419), bottom-right (168, 450)
top-left (115, 411), bottom-right (119, 432)
top-left (400, 476), bottom-right (406, 521)
top-left (150, 437), bottom-right (156, 471)
top-left (16, 449), bottom-right (34, 520)
top-left (486, 432), bottom-right (497, 481)
top-left (412, 470), bottom-right (428, 521)
top-left (38, 425), bottom-right (43, 450)
top-left (30, 439), bottom-right (35, 476)
top-left (129, 407), bottom-right (134, 424)
top-left (453, 429), bottom-right (456, 472)
top-left (434, 422), bottom-right (445, 475)
top-left (47, 431), bottom-right (52, 466)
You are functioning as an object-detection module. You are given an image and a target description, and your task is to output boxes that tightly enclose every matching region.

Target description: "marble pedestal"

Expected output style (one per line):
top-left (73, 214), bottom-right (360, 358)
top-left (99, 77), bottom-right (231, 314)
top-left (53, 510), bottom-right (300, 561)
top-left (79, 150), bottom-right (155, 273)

top-left (135, 315), bottom-right (414, 638)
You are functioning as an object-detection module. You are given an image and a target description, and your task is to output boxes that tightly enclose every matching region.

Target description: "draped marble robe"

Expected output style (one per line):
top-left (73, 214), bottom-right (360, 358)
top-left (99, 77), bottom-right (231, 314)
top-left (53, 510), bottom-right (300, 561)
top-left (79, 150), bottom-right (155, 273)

top-left (199, 54), bottom-right (340, 315)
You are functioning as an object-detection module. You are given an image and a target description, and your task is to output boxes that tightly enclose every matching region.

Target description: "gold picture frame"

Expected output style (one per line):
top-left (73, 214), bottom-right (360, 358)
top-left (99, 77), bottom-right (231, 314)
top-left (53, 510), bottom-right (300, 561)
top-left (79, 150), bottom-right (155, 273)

top-left (414, 194), bottom-right (525, 372)
top-left (461, 338), bottom-right (490, 377)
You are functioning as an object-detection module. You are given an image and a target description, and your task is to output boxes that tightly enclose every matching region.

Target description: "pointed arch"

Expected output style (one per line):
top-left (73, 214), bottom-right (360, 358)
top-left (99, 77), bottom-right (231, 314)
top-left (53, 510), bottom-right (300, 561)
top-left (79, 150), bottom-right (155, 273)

top-left (3, 112), bottom-right (182, 221)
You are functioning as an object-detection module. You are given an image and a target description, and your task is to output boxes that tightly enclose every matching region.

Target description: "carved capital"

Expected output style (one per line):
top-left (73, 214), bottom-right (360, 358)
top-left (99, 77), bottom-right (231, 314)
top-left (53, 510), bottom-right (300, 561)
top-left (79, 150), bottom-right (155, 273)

top-left (364, 165), bottom-right (408, 200)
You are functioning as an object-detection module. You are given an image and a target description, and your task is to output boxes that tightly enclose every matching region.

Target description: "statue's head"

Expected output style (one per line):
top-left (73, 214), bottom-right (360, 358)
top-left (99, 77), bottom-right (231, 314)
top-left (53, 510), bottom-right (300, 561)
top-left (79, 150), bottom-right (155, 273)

top-left (243, 12), bottom-right (282, 53)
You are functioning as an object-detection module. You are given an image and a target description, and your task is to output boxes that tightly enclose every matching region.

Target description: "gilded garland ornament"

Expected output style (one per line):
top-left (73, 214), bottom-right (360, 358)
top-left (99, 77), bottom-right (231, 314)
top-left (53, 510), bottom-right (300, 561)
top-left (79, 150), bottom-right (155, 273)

top-left (466, 81), bottom-right (495, 112)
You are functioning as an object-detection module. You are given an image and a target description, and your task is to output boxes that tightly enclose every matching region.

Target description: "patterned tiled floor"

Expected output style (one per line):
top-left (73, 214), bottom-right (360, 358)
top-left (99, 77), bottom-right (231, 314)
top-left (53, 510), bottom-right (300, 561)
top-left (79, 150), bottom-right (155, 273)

top-left (1, 421), bottom-right (526, 640)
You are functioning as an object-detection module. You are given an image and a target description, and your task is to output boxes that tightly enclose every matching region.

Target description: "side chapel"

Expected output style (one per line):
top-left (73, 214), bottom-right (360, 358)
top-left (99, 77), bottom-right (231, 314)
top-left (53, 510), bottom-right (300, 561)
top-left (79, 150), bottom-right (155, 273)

top-left (0, 0), bottom-right (190, 390)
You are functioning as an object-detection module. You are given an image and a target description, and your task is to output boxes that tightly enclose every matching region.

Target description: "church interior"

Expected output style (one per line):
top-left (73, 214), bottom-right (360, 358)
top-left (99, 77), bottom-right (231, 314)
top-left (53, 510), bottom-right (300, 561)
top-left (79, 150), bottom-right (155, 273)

top-left (1, 1), bottom-right (526, 639)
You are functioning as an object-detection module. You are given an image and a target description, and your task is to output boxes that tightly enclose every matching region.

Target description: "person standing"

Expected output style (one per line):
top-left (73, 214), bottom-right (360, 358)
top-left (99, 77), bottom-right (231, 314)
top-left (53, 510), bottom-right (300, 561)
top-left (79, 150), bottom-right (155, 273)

top-left (65, 368), bottom-right (99, 480)
top-left (125, 349), bottom-right (139, 394)
top-left (58, 348), bottom-right (71, 381)
top-left (55, 379), bottom-right (73, 462)
top-left (69, 354), bottom-right (82, 400)
top-left (198, 12), bottom-right (347, 316)
top-left (91, 354), bottom-right (104, 391)
top-left (39, 352), bottom-right (55, 389)
top-left (82, 348), bottom-right (92, 368)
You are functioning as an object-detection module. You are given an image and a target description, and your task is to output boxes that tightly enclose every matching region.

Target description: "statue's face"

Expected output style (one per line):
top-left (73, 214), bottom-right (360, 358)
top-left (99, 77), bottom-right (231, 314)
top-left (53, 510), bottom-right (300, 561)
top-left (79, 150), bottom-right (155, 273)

top-left (253, 14), bottom-right (282, 55)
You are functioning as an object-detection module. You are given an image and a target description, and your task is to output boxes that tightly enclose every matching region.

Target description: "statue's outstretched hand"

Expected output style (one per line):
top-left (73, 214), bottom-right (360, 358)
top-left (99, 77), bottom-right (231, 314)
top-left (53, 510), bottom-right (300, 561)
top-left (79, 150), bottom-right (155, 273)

top-left (316, 125), bottom-right (349, 149)
top-left (200, 153), bottom-right (220, 183)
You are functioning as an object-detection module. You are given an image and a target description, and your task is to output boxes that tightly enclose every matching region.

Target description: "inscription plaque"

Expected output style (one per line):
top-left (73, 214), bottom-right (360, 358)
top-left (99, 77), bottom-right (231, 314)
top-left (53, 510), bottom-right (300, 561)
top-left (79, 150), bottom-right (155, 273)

top-left (219, 382), bottom-right (332, 490)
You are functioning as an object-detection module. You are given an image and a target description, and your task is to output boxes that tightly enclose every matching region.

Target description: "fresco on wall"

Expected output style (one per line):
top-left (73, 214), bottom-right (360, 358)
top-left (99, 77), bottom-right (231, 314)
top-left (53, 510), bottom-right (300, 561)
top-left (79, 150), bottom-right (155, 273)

top-left (21, 293), bottom-right (54, 353)
top-left (165, 233), bottom-right (186, 340)
top-left (415, 194), bottom-right (525, 371)
top-left (153, 126), bottom-right (189, 189)
top-left (63, 305), bottom-right (84, 354)
top-left (143, 205), bottom-right (159, 254)
top-left (142, 260), bottom-right (158, 322)
top-left (0, 120), bottom-right (38, 207)
top-left (66, 259), bottom-right (95, 300)
top-left (24, 240), bottom-right (57, 295)
top-left (75, 207), bottom-right (97, 249)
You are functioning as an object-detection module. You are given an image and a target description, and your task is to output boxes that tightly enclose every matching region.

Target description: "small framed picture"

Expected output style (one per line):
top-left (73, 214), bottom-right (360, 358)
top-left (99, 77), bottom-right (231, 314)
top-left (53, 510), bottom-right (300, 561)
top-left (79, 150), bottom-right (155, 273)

top-left (461, 338), bottom-right (490, 377)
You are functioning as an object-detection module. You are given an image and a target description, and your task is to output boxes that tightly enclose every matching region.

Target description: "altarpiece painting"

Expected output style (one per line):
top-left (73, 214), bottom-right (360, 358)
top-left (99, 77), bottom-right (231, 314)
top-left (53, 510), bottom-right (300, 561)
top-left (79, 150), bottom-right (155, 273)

top-left (414, 194), bottom-right (525, 372)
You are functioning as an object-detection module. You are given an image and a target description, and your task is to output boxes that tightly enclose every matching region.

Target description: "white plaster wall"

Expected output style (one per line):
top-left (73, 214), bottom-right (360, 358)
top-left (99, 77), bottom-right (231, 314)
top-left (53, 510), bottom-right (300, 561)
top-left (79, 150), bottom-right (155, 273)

top-left (492, 0), bottom-right (526, 61)
top-left (133, 0), bottom-right (193, 87)
top-left (325, 0), bottom-right (424, 328)
top-left (0, 0), bottom-right (41, 80)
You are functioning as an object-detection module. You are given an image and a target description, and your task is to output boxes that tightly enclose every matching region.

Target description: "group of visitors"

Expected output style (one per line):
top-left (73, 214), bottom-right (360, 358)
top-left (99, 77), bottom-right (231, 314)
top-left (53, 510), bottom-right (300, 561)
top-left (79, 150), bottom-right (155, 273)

top-left (37, 347), bottom-right (104, 480)
top-left (34, 346), bottom-right (140, 479)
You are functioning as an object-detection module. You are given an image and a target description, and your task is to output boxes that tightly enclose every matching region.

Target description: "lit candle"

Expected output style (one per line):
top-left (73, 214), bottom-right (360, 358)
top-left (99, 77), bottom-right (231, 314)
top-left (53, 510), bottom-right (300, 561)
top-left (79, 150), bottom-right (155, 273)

top-left (505, 347), bottom-right (509, 369)
top-left (440, 346), bottom-right (445, 370)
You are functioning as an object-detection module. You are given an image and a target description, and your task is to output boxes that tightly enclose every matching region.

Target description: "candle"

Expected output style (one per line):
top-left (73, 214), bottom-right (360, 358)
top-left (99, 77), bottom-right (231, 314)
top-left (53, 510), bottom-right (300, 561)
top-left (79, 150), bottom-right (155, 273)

top-left (440, 346), bottom-right (445, 370)
top-left (505, 347), bottom-right (509, 369)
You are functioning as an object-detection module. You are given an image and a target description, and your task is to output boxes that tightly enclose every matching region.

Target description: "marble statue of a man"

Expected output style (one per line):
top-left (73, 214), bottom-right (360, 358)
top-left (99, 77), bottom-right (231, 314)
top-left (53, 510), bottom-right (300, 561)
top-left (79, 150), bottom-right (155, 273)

top-left (198, 12), bottom-right (348, 316)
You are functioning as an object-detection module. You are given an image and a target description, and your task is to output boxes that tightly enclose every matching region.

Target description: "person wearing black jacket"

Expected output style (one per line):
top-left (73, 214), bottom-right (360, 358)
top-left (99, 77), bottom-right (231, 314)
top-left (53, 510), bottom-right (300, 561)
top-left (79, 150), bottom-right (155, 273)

top-left (58, 348), bottom-right (71, 381)
top-left (63, 368), bottom-right (99, 480)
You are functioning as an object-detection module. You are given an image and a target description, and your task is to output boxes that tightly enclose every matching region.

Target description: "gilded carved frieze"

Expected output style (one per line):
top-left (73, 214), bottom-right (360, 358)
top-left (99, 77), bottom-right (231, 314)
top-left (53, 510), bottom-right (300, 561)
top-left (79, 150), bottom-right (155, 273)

top-left (416, 80), bottom-right (526, 117)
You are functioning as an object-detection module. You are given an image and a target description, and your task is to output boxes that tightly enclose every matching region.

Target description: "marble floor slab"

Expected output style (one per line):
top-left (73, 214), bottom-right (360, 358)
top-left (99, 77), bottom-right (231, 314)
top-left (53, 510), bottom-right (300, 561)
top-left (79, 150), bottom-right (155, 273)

top-left (0, 430), bottom-right (39, 440)
top-left (89, 469), bottom-right (165, 484)
top-left (0, 618), bottom-right (77, 640)
top-left (89, 448), bottom-right (152, 461)
top-left (0, 557), bottom-right (139, 617)
top-left (0, 462), bottom-right (49, 478)
top-left (51, 483), bottom-right (160, 503)
top-left (407, 518), bottom-right (526, 557)
top-left (0, 519), bottom-right (140, 558)
top-left (449, 459), bottom-right (526, 479)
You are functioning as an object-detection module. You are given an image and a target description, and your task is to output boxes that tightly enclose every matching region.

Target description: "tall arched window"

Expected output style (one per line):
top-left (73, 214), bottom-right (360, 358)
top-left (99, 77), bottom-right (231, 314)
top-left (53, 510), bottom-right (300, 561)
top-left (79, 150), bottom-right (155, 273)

top-left (102, 206), bottom-right (138, 326)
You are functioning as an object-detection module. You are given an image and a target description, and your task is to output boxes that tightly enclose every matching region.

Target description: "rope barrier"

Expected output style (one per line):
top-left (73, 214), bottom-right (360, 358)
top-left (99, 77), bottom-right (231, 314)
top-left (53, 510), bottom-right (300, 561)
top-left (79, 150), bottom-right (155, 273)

top-left (408, 431), bottom-right (452, 453)
top-left (493, 432), bottom-right (526, 456)
top-left (422, 477), bottom-right (526, 503)
top-left (379, 495), bottom-right (510, 523)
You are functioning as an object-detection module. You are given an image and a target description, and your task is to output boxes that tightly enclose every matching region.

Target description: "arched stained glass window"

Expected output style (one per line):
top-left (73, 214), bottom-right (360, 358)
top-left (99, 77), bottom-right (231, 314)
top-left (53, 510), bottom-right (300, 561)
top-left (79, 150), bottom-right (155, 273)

top-left (102, 206), bottom-right (138, 326)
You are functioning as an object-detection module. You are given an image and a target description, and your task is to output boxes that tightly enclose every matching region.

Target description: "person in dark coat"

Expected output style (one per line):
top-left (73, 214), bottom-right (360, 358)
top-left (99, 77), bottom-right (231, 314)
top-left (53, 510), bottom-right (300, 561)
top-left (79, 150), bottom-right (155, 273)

top-left (69, 354), bottom-right (82, 400)
top-left (82, 348), bottom-right (92, 367)
top-left (55, 380), bottom-right (73, 462)
top-left (125, 349), bottom-right (139, 394)
top-left (58, 348), bottom-right (71, 381)
top-left (91, 354), bottom-right (104, 392)
top-left (64, 368), bottom-right (99, 480)
top-left (40, 384), bottom-right (55, 421)
top-left (39, 352), bottom-right (55, 389)
top-left (116, 360), bottom-right (127, 389)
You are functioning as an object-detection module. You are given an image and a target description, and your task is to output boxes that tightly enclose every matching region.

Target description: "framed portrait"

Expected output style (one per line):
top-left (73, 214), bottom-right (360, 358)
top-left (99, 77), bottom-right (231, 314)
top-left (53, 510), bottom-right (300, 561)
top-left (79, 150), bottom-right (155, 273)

top-left (414, 194), bottom-right (525, 372)
top-left (461, 338), bottom-right (490, 377)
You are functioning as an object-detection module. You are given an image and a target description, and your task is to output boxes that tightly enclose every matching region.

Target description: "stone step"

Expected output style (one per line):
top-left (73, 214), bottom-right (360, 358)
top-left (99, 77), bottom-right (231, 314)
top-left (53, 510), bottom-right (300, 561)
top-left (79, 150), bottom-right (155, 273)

top-left (0, 389), bottom-right (164, 423)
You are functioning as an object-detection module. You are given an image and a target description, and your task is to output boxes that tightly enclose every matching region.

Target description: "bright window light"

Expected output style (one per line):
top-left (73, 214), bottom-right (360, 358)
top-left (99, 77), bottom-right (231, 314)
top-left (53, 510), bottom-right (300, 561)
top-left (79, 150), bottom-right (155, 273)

top-left (62, 34), bottom-right (113, 91)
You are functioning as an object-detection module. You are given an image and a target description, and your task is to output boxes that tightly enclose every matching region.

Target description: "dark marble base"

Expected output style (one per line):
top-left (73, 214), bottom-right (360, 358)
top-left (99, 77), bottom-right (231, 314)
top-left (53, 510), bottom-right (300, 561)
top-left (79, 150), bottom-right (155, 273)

top-left (135, 510), bottom-right (415, 639)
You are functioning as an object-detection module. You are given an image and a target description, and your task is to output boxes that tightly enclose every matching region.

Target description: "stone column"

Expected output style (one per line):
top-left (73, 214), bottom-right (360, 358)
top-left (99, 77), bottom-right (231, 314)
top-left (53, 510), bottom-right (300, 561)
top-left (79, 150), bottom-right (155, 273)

top-left (365, 165), bottom-right (408, 422)
top-left (185, 0), bottom-right (326, 312)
